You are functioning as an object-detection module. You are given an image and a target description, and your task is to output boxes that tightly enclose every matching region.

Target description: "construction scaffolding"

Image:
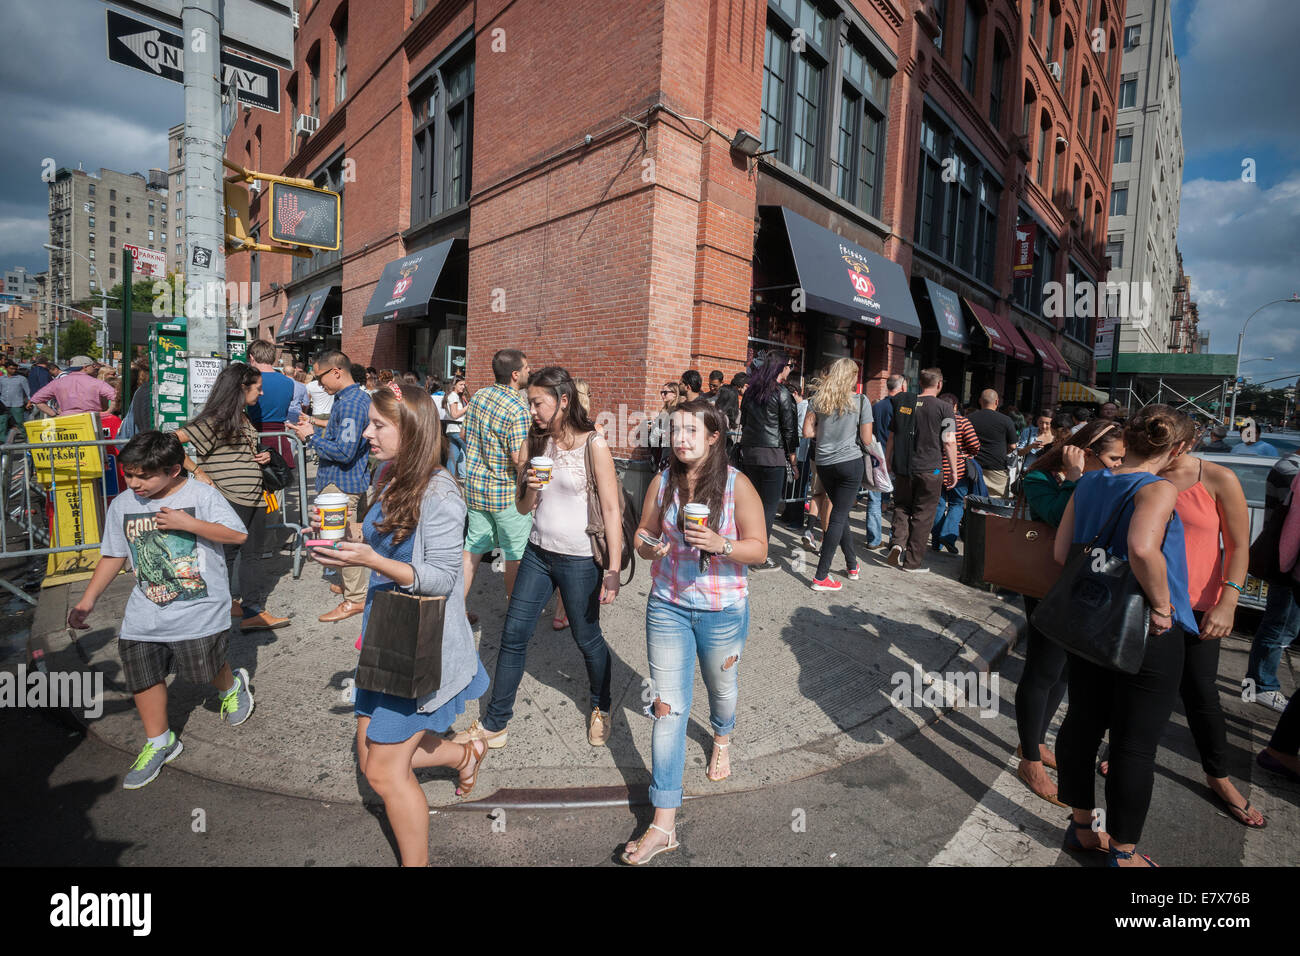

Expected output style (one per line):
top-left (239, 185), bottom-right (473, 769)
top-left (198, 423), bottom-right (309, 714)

top-left (1095, 352), bottom-right (1239, 424)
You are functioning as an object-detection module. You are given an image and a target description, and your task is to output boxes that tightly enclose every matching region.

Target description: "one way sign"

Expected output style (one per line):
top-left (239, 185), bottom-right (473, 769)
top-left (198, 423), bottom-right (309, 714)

top-left (106, 9), bottom-right (280, 113)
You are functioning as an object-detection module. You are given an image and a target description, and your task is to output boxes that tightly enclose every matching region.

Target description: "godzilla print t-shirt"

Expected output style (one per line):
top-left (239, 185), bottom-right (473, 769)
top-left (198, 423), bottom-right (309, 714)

top-left (101, 477), bottom-right (246, 642)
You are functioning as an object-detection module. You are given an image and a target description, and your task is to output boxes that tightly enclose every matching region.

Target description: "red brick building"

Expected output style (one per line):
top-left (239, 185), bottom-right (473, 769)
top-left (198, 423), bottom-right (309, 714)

top-left (226, 0), bottom-right (1121, 452)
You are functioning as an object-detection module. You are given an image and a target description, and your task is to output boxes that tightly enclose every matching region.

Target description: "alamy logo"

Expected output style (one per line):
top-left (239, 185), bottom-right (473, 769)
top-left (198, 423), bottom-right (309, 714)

top-left (50, 886), bottom-right (151, 936)
top-left (0, 666), bottom-right (102, 719)
top-left (890, 663), bottom-right (999, 718)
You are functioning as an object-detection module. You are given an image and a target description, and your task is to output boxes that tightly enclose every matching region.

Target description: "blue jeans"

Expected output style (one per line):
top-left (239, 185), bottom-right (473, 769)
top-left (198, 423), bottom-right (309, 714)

top-left (446, 432), bottom-right (466, 479)
top-left (645, 595), bottom-right (749, 808)
top-left (865, 491), bottom-right (883, 547)
top-left (481, 542), bottom-right (612, 732)
top-left (1247, 580), bottom-right (1300, 694)
top-left (931, 477), bottom-right (971, 547)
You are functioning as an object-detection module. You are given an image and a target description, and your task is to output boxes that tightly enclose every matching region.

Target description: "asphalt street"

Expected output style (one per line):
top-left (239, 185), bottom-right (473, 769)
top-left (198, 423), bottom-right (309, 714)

top-left (3, 627), bottom-right (1293, 867)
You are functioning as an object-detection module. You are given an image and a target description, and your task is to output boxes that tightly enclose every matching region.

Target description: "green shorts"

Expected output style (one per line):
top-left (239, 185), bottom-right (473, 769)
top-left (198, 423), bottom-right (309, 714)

top-left (465, 506), bottom-right (533, 561)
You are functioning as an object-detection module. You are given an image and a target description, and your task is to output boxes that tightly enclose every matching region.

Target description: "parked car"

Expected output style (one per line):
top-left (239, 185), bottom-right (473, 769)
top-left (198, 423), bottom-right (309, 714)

top-left (1199, 451), bottom-right (1289, 611)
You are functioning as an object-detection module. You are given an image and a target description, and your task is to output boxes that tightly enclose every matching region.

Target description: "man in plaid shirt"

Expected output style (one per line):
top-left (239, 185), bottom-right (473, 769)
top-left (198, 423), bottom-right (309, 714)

top-left (931, 392), bottom-right (980, 554)
top-left (288, 349), bottom-right (372, 622)
top-left (462, 349), bottom-right (532, 609)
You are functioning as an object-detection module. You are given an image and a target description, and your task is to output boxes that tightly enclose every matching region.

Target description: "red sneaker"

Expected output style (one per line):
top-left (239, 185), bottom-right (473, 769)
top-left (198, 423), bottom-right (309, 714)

top-left (811, 577), bottom-right (843, 591)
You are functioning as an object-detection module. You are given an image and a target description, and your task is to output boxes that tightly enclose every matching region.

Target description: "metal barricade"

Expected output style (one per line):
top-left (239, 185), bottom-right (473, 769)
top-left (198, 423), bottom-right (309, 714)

top-left (0, 431), bottom-right (310, 603)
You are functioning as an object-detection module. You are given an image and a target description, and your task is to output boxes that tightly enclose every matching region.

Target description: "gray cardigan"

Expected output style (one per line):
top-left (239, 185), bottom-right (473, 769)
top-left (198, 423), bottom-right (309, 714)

top-left (401, 470), bottom-right (479, 714)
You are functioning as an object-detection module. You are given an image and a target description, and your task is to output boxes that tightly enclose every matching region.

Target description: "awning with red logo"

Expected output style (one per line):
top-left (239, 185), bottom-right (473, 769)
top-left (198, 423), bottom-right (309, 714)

top-left (363, 238), bottom-right (463, 326)
top-left (275, 295), bottom-right (308, 342)
top-left (762, 206), bottom-right (923, 339)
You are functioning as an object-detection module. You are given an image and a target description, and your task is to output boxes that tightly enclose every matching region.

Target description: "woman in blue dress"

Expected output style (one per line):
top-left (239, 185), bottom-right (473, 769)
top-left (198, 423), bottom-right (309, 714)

top-left (311, 381), bottom-right (489, 867)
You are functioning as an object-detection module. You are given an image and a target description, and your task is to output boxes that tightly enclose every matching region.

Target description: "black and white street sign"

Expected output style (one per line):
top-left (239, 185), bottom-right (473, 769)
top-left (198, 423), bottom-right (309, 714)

top-left (106, 9), bottom-right (281, 112)
top-left (108, 0), bottom-right (294, 68)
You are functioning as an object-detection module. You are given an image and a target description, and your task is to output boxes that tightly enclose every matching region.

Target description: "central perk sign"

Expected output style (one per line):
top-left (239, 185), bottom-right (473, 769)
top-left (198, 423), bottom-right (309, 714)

top-left (269, 182), bottom-right (341, 250)
top-left (106, 9), bottom-right (281, 112)
top-left (123, 243), bottom-right (168, 278)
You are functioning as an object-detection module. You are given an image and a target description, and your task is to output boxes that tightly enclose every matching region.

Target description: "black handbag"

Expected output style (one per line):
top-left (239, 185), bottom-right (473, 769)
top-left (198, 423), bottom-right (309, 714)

top-left (258, 443), bottom-right (293, 492)
top-left (355, 588), bottom-right (446, 699)
top-left (1030, 484), bottom-right (1158, 675)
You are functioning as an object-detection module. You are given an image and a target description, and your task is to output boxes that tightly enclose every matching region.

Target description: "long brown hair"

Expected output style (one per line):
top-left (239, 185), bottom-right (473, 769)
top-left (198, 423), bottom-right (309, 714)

top-left (1028, 419), bottom-right (1125, 479)
top-left (524, 366), bottom-right (596, 461)
top-left (371, 385), bottom-right (446, 543)
top-left (662, 399), bottom-right (731, 533)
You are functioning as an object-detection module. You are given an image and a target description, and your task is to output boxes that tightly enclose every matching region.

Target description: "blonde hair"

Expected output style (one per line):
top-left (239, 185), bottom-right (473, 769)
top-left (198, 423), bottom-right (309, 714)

top-left (575, 379), bottom-right (592, 415)
top-left (811, 358), bottom-right (859, 417)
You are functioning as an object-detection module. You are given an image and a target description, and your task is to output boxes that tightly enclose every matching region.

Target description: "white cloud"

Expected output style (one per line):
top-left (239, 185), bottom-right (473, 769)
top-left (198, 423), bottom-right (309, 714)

top-left (1178, 174), bottom-right (1300, 376)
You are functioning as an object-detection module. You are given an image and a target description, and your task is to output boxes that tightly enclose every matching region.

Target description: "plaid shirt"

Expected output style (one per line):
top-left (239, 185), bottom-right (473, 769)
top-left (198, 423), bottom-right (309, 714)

top-left (650, 468), bottom-right (747, 610)
top-left (942, 415), bottom-right (980, 486)
top-left (463, 383), bottom-right (530, 511)
top-left (310, 383), bottom-right (372, 494)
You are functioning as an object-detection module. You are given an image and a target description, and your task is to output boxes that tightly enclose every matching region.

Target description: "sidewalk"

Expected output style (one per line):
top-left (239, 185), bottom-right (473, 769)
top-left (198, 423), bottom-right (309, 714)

top-left (32, 518), bottom-right (1023, 808)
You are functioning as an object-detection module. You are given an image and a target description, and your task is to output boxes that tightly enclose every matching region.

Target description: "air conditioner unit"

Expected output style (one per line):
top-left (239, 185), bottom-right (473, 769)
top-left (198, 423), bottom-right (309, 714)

top-left (294, 113), bottom-right (319, 137)
top-left (330, 314), bottom-right (342, 335)
top-left (248, 179), bottom-right (262, 194)
top-left (1048, 61), bottom-right (1063, 81)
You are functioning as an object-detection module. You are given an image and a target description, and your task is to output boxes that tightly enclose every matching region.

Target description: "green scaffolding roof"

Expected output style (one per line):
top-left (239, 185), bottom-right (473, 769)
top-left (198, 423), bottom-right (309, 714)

top-left (1095, 353), bottom-right (1238, 377)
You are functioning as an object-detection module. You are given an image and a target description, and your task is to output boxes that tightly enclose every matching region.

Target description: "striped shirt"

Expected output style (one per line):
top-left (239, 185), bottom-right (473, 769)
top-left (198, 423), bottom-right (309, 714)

top-left (942, 415), bottom-right (980, 486)
top-left (650, 467), bottom-right (748, 611)
top-left (463, 384), bottom-right (531, 512)
top-left (184, 417), bottom-right (264, 507)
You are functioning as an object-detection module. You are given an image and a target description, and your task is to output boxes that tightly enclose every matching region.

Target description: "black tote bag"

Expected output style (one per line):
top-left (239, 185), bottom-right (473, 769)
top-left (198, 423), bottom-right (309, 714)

top-left (355, 589), bottom-right (445, 699)
top-left (1030, 483), bottom-right (1157, 675)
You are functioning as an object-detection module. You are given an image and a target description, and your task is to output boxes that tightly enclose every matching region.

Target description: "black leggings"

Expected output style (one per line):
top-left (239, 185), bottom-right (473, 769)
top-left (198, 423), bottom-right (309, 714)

top-left (226, 502), bottom-right (259, 609)
top-left (814, 457), bottom-right (863, 579)
top-left (1056, 626), bottom-right (1185, 845)
top-left (741, 459), bottom-right (786, 538)
top-left (1015, 596), bottom-right (1069, 758)
top-left (1180, 614), bottom-right (1229, 778)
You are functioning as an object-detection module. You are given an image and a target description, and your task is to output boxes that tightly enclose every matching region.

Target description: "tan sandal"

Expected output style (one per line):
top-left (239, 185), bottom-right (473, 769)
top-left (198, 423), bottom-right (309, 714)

top-left (454, 738), bottom-right (488, 798)
top-left (619, 824), bottom-right (679, 865)
top-left (707, 740), bottom-right (731, 782)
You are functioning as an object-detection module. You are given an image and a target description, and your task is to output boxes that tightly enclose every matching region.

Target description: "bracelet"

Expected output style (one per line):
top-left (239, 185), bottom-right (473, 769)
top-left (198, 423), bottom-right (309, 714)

top-left (1221, 579), bottom-right (1246, 595)
top-left (1150, 607), bottom-right (1173, 619)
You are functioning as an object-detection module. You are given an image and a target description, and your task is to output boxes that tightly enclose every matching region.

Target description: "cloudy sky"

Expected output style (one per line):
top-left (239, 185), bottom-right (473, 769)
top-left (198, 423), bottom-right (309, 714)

top-left (2, 0), bottom-right (1297, 385)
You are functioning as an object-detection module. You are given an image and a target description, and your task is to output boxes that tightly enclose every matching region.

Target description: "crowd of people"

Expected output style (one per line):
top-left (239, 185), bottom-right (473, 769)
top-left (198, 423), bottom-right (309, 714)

top-left (50, 340), bottom-right (1298, 867)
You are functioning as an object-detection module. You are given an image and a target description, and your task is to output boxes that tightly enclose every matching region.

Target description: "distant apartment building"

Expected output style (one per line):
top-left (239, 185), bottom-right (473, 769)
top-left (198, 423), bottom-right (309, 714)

top-left (1169, 246), bottom-right (1199, 353)
top-left (0, 302), bottom-right (40, 352)
top-left (2, 266), bottom-right (39, 303)
top-left (168, 123), bottom-right (188, 270)
top-left (46, 166), bottom-right (170, 325)
top-left (1105, 0), bottom-right (1182, 354)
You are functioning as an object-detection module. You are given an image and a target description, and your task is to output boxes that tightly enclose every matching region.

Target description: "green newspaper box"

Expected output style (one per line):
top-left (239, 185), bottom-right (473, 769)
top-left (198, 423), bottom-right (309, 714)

top-left (147, 320), bottom-right (249, 432)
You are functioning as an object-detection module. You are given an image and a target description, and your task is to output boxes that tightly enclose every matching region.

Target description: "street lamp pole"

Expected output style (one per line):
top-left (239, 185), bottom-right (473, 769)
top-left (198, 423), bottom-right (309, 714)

top-left (1229, 296), bottom-right (1300, 429)
top-left (44, 243), bottom-right (117, 370)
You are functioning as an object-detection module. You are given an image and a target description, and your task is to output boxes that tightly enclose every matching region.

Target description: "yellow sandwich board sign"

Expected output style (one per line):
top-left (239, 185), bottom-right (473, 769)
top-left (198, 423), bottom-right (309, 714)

top-left (23, 413), bottom-right (104, 584)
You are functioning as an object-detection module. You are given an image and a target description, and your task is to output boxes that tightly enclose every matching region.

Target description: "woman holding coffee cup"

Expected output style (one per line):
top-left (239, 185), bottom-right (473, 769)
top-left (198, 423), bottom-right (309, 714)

top-left (451, 366), bottom-right (622, 752)
top-left (308, 383), bottom-right (489, 867)
top-left (620, 399), bottom-right (767, 865)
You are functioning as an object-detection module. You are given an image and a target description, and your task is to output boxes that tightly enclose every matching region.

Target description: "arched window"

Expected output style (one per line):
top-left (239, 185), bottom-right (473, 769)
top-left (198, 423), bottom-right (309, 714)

top-left (1078, 69), bottom-right (1090, 124)
top-left (1100, 117), bottom-right (1110, 166)
top-left (1037, 109), bottom-right (1052, 185)
top-left (1060, 28), bottom-right (1074, 96)
top-left (1022, 80), bottom-right (1037, 137)
top-left (1083, 183), bottom-right (1093, 236)
top-left (989, 33), bottom-right (1010, 129)
top-left (1090, 93), bottom-right (1101, 150)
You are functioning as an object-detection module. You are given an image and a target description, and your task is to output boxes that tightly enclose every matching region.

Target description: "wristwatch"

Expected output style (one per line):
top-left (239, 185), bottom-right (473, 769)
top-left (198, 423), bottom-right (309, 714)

top-left (722, 538), bottom-right (734, 557)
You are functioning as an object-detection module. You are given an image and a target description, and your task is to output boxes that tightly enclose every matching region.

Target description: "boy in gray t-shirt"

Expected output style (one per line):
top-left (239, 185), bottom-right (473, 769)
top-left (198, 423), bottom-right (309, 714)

top-left (69, 432), bottom-right (256, 790)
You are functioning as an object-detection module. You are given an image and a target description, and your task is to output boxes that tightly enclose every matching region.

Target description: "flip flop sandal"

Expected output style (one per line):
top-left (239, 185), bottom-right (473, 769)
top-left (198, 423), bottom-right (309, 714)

top-left (1064, 817), bottom-right (1107, 854)
top-left (707, 741), bottom-right (730, 782)
top-left (619, 824), bottom-right (679, 865)
top-left (1108, 847), bottom-right (1157, 867)
top-left (552, 615), bottom-right (569, 630)
top-left (1213, 793), bottom-right (1266, 829)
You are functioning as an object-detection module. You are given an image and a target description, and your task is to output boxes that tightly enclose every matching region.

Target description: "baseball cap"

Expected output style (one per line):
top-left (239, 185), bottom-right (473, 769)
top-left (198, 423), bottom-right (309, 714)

top-left (67, 355), bottom-right (97, 370)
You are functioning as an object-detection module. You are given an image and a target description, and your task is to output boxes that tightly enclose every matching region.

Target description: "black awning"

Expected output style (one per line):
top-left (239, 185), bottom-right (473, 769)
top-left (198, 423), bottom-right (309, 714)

top-left (291, 285), bottom-right (337, 339)
top-left (276, 295), bottom-right (308, 341)
top-left (362, 238), bottom-right (458, 326)
top-left (918, 278), bottom-right (971, 354)
top-left (763, 206), bottom-right (923, 338)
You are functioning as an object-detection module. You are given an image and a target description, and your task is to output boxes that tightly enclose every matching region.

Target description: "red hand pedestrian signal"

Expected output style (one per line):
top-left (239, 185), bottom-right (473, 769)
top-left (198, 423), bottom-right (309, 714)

top-left (269, 181), bottom-right (340, 250)
top-left (277, 193), bottom-right (307, 234)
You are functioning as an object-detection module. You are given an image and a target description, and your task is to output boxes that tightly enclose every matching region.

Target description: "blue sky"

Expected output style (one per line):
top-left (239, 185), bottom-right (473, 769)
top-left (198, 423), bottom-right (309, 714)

top-left (3, 0), bottom-right (1297, 387)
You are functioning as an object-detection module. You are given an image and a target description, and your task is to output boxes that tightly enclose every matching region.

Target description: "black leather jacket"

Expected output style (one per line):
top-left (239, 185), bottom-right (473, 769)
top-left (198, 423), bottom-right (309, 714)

top-left (740, 385), bottom-right (798, 456)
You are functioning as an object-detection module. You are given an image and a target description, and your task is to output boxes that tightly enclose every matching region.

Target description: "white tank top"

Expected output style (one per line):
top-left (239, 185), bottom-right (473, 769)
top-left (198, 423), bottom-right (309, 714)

top-left (529, 433), bottom-right (598, 557)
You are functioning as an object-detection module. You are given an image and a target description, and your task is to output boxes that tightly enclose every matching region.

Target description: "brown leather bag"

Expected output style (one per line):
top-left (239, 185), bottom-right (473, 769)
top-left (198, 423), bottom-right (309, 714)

top-left (981, 495), bottom-right (1062, 599)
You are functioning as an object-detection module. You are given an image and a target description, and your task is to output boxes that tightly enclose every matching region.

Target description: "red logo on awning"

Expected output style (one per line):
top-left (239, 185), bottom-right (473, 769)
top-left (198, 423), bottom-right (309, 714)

top-left (847, 270), bottom-right (875, 299)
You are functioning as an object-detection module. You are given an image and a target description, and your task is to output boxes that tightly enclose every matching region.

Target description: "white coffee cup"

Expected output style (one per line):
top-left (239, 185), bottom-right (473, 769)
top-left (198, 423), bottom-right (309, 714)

top-left (531, 456), bottom-right (554, 484)
top-left (315, 492), bottom-right (349, 540)
top-left (682, 502), bottom-right (710, 530)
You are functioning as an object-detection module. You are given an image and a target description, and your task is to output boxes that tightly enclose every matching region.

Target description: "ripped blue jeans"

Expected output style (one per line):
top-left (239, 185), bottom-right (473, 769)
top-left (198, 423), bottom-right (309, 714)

top-left (644, 595), bottom-right (749, 808)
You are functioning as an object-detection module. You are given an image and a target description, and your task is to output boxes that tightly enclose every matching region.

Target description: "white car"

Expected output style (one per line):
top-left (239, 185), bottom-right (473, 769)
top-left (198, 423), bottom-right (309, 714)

top-left (1198, 451), bottom-right (1286, 612)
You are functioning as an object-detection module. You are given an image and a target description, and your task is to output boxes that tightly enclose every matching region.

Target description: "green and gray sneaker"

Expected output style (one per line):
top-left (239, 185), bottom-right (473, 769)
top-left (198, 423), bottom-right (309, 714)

top-left (219, 667), bottom-right (255, 726)
top-left (123, 733), bottom-right (184, 790)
